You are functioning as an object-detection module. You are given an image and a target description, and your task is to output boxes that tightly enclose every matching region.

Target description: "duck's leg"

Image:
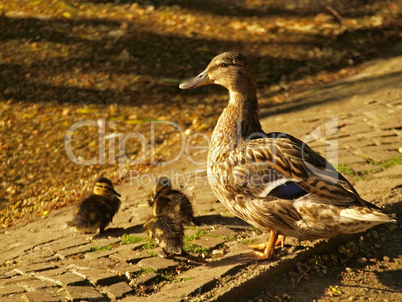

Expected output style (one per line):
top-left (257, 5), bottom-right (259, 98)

top-left (245, 230), bottom-right (281, 260)
top-left (248, 233), bottom-right (286, 250)
top-left (276, 234), bottom-right (286, 248)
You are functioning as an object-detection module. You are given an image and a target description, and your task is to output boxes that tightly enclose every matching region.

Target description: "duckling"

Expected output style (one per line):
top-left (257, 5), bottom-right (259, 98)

top-left (143, 212), bottom-right (184, 256)
top-left (180, 52), bottom-right (395, 260)
top-left (68, 177), bottom-right (121, 234)
top-left (150, 176), bottom-right (194, 226)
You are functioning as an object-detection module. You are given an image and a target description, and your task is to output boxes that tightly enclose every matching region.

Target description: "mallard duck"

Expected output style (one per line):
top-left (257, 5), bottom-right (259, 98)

top-left (68, 177), bottom-right (121, 234)
top-left (143, 212), bottom-right (184, 256)
top-left (179, 52), bottom-right (395, 260)
top-left (149, 176), bottom-right (194, 226)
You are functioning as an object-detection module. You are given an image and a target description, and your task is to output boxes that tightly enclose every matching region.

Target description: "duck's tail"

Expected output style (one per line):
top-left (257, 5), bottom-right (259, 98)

top-left (340, 207), bottom-right (395, 224)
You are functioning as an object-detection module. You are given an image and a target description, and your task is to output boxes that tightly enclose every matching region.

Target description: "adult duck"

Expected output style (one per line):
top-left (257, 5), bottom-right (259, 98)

top-left (179, 52), bottom-right (394, 260)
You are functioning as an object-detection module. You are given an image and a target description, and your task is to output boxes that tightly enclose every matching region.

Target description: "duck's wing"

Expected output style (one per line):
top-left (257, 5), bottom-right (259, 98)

top-left (234, 132), bottom-right (367, 207)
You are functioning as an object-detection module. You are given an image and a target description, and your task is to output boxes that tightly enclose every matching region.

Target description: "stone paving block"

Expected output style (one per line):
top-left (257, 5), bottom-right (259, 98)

top-left (0, 284), bottom-right (26, 296)
top-left (359, 130), bottom-right (401, 139)
top-left (63, 257), bottom-right (116, 271)
top-left (109, 249), bottom-right (149, 263)
top-left (372, 136), bottom-right (401, 145)
top-left (210, 226), bottom-right (237, 238)
top-left (225, 241), bottom-right (255, 258)
top-left (341, 124), bottom-right (374, 134)
top-left (73, 267), bottom-right (121, 286)
top-left (342, 139), bottom-right (375, 148)
top-left (369, 151), bottom-right (400, 162)
top-left (1, 269), bottom-right (20, 278)
top-left (184, 228), bottom-right (198, 237)
top-left (193, 236), bottom-right (225, 249)
top-left (47, 237), bottom-right (91, 252)
top-left (130, 272), bottom-right (158, 286)
top-left (35, 267), bottom-right (68, 277)
top-left (104, 281), bottom-right (134, 300)
top-left (45, 272), bottom-right (86, 286)
top-left (193, 203), bottom-right (217, 214)
top-left (376, 121), bottom-right (402, 130)
top-left (0, 277), bottom-right (11, 286)
top-left (1, 274), bottom-right (35, 286)
top-left (22, 291), bottom-right (60, 302)
top-left (374, 165), bottom-right (402, 178)
top-left (92, 237), bottom-right (122, 247)
top-left (137, 257), bottom-right (178, 272)
top-left (138, 257), bottom-right (249, 301)
top-left (32, 255), bottom-right (60, 264)
top-left (21, 278), bottom-right (59, 290)
top-left (56, 244), bottom-right (93, 258)
top-left (85, 249), bottom-right (117, 260)
top-left (339, 155), bottom-right (367, 164)
top-left (65, 285), bottom-right (105, 301)
top-left (106, 262), bottom-right (142, 278)
top-left (15, 263), bottom-right (59, 274)
top-left (1, 296), bottom-right (24, 302)
top-left (359, 144), bottom-right (399, 153)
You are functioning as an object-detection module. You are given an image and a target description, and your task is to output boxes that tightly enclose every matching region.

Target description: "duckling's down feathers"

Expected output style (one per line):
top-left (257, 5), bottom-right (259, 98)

top-left (144, 213), bottom-right (184, 255)
top-left (68, 194), bottom-right (121, 233)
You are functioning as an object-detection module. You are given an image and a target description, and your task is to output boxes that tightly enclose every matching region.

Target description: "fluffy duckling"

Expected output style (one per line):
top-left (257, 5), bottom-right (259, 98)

top-left (143, 212), bottom-right (184, 256)
top-left (180, 52), bottom-right (395, 260)
top-left (150, 176), bottom-right (194, 226)
top-left (68, 177), bottom-right (121, 234)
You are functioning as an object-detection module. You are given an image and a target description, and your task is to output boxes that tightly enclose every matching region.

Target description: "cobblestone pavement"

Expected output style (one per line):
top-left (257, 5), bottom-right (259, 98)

top-left (1, 54), bottom-right (401, 301)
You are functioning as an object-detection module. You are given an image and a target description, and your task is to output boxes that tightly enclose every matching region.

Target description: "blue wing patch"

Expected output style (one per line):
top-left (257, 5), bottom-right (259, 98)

top-left (269, 182), bottom-right (307, 200)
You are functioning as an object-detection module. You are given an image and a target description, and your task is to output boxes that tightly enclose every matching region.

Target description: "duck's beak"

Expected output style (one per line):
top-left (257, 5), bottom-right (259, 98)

top-left (112, 189), bottom-right (121, 197)
top-left (179, 70), bottom-right (213, 89)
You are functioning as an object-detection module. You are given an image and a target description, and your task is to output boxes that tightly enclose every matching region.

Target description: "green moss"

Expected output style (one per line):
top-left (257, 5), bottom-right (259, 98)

top-left (372, 156), bottom-right (402, 169)
top-left (337, 163), bottom-right (355, 176)
top-left (250, 226), bottom-right (262, 232)
top-left (239, 238), bottom-right (258, 245)
top-left (147, 250), bottom-right (158, 257)
top-left (314, 255), bottom-right (327, 270)
top-left (224, 235), bottom-right (238, 242)
top-left (121, 234), bottom-right (155, 249)
top-left (121, 234), bottom-right (148, 245)
top-left (90, 245), bottom-right (112, 252)
top-left (184, 229), bottom-right (210, 241)
top-left (139, 267), bottom-right (155, 275)
top-left (183, 228), bottom-right (211, 255)
top-left (184, 242), bottom-right (210, 255)
top-left (157, 271), bottom-right (175, 282)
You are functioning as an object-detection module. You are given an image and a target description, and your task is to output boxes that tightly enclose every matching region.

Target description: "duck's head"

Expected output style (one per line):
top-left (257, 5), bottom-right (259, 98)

top-left (179, 52), bottom-right (256, 96)
top-left (93, 177), bottom-right (121, 197)
top-left (151, 176), bottom-right (172, 203)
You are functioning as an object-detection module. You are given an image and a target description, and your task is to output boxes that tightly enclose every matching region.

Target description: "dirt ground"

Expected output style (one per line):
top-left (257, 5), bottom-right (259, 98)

top-left (246, 216), bottom-right (401, 302)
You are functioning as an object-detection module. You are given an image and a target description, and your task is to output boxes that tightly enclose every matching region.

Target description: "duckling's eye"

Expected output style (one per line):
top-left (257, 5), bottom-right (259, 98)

top-left (218, 62), bottom-right (227, 68)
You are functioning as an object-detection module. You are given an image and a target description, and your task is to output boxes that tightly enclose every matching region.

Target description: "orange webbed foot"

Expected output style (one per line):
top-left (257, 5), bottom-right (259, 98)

top-left (243, 230), bottom-right (282, 261)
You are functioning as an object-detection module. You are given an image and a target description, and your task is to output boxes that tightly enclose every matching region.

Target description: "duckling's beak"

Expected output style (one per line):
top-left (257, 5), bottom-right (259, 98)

top-left (151, 190), bottom-right (160, 203)
top-left (112, 189), bottom-right (121, 197)
top-left (179, 71), bottom-right (213, 89)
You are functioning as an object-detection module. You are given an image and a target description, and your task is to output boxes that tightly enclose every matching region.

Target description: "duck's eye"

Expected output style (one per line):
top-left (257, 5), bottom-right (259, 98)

top-left (218, 62), bottom-right (227, 68)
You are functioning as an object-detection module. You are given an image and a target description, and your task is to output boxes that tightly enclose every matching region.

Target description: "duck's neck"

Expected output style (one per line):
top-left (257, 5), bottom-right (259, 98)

top-left (212, 90), bottom-right (262, 148)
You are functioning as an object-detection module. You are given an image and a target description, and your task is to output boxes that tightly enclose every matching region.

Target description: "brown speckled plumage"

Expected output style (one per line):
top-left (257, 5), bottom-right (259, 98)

top-left (180, 52), bottom-right (395, 259)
